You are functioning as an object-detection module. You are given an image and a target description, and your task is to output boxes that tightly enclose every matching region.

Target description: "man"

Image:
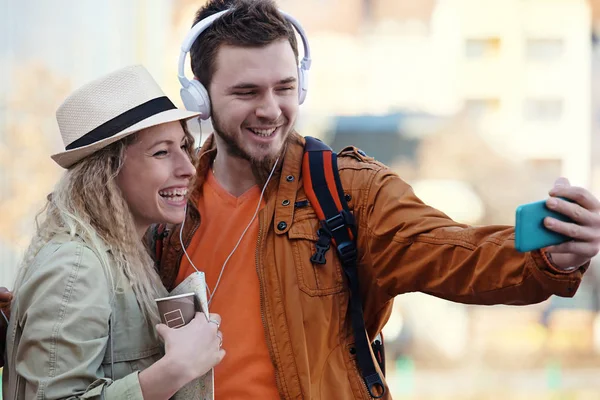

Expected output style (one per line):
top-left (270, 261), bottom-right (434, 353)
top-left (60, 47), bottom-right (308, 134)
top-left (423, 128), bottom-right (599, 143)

top-left (150, 0), bottom-right (600, 399)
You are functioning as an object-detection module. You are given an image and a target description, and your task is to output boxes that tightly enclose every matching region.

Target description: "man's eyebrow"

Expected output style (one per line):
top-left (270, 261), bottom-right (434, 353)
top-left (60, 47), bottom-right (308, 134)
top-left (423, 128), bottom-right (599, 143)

top-left (230, 82), bottom-right (258, 90)
top-left (277, 77), bottom-right (297, 85)
top-left (228, 77), bottom-right (297, 91)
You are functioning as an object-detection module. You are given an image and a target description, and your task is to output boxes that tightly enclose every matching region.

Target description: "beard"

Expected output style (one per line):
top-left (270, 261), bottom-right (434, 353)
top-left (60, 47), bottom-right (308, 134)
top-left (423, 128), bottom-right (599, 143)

top-left (211, 111), bottom-right (295, 186)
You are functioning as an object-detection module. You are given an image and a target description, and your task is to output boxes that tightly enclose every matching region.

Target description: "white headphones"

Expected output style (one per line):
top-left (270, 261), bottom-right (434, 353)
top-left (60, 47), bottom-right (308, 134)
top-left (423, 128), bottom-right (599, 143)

top-left (177, 8), bottom-right (312, 120)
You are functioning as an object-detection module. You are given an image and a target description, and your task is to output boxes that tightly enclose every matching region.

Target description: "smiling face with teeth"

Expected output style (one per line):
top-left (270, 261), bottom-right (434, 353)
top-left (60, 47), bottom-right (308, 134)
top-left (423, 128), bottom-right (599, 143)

top-left (115, 121), bottom-right (196, 237)
top-left (208, 39), bottom-right (299, 169)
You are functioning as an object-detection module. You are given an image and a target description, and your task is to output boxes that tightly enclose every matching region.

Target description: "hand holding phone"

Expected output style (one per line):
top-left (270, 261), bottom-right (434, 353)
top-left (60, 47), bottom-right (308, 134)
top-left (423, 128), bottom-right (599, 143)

top-left (515, 199), bottom-right (573, 253)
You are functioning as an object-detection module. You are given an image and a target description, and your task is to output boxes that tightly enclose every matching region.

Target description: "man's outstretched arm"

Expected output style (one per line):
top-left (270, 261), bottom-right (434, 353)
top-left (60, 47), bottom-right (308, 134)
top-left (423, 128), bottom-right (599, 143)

top-left (356, 169), bottom-right (595, 312)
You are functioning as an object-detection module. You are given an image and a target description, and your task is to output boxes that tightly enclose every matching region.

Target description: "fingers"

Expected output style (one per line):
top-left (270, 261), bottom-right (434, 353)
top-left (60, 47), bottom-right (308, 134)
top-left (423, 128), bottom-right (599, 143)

top-left (189, 313), bottom-right (223, 348)
top-left (209, 313), bottom-right (221, 324)
top-left (155, 323), bottom-right (170, 340)
top-left (553, 177), bottom-right (571, 188)
top-left (208, 313), bottom-right (221, 328)
top-left (545, 196), bottom-right (600, 227)
top-left (549, 184), bottom-right (600, 214)
top-left (216, 348), bottom-right (226, 365)
top-left (541, 180), bottom-right (600, 265)
top-left (0, 287), bottom-right (12, 305)
top-left (545, 240), bottom-right (599, 259)
top-left (217, 330), bottom-right (223, 348)
top-left (167, 313), bottom-right (224, 352)
top-left (544, 217), bottom-right (598, 242)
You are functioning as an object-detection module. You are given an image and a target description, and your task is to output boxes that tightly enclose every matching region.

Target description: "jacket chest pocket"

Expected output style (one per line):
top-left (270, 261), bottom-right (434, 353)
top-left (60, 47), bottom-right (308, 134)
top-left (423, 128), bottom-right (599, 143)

top-left (287, 216), bottom-right (345, 296)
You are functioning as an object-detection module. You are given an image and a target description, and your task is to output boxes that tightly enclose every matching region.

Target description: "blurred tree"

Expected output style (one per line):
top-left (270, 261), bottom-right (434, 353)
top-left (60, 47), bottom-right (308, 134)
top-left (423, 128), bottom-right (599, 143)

top-left (0, 64), bottom-right (69, 250)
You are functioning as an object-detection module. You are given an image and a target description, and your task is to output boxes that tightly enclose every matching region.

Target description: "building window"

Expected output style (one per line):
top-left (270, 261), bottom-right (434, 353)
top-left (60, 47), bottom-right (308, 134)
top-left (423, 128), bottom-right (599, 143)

top-left (523, 98), bottom-right (564, 122)
top-left (464, 38), bottom-right (501, 59)
top-left (525, 38), bottom-right (564, 62)
top-left (464, 98), bottom-right (501, 119)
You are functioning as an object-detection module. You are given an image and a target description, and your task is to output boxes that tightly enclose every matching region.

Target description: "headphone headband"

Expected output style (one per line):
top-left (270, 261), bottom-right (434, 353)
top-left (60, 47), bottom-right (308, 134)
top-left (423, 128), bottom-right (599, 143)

top-left (178, 7), bottom-right (312, 119)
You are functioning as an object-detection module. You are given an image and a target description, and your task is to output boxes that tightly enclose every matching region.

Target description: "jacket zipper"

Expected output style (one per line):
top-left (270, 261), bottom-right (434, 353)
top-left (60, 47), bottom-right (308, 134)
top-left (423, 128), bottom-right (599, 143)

top-left (255, 210), bottom-right (286, 399)
top-left (354, 354), bottom-right (374, 399)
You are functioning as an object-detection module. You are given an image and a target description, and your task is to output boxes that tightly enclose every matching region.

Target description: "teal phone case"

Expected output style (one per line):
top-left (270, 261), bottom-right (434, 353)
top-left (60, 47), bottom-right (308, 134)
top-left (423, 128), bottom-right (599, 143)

top-left (515, 199), bottom-right (573, 253)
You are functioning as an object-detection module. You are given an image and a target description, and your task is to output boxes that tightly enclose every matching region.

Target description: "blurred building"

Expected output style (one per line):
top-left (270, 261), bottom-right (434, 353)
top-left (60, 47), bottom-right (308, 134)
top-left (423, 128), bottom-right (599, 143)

top-left (446, 0), bottom-right (592, 189)
top-left (0, 0), bottom-right (174, 287)
top-left (589, 0), bottom-right (600, 199)
top-left (280, 0), bottom-right (592, 190)
top-left (1, 0), bottom-right (173, 92)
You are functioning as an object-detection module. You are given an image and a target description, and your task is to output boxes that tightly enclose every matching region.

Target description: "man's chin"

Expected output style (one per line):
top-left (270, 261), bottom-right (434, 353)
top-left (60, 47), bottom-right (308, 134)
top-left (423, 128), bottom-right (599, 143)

top-left (251, 147), bottom-right (284, 166)
top-left (220, 128), bottom-right (291, 169)
top-left (242, 143), bottom-right (282, 165)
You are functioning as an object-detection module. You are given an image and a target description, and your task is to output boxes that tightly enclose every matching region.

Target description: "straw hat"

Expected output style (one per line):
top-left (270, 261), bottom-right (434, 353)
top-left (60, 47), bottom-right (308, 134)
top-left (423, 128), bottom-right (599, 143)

top-left (51, 65), bottom-right (201, 168)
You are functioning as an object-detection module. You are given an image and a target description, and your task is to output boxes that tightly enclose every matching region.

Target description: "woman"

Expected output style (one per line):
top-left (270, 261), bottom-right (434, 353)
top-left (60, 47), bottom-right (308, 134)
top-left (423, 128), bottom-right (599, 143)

top-left (3, 65), bottom-right (224, 399)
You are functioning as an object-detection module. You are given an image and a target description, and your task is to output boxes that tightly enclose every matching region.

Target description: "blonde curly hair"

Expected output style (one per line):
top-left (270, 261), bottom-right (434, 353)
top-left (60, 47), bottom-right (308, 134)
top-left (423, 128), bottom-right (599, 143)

top-left (14, 121), bottom-right (197, 325)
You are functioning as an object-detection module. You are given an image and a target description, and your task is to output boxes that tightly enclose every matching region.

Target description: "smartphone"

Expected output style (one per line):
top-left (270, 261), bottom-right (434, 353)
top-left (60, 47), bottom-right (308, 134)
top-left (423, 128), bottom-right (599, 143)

top-left (514, 199), bottom-right (573, 253)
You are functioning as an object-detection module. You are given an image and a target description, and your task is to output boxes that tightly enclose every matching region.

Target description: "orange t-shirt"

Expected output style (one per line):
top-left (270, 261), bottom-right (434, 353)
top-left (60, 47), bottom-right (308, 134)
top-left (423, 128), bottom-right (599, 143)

top-left (175, 170), bottom-right (280, 399)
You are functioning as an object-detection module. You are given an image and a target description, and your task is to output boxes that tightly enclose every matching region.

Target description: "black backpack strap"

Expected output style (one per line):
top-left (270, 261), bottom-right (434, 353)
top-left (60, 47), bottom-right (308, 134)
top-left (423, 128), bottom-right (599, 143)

top-left (302, 136), bottom-right (385, 398)
top-left (372, 332), bottom-right (386, 377)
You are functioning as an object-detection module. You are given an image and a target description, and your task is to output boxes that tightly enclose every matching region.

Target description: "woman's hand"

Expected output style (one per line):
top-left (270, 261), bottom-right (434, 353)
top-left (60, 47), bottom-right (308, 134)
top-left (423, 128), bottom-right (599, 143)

top-left (156, 312), bottom-right (225, 383)
top-left (139, 312), bottom-right (225, 399)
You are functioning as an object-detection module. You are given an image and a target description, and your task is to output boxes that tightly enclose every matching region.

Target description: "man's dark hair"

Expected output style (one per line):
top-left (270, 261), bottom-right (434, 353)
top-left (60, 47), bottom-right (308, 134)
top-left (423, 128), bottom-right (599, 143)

top-left (190, 0), bottom-right (300, 88)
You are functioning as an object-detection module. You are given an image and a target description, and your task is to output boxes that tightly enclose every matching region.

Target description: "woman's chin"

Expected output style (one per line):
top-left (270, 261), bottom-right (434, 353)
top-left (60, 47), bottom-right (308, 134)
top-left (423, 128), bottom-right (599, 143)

top-left (156, 208), bottom-right (187, 226)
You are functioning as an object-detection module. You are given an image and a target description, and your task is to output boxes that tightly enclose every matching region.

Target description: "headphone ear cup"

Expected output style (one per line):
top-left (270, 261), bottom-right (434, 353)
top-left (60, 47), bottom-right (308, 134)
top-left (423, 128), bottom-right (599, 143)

top-left (180, 79), bottom-right (211, 120)
top-left (297, 67), bottom-right (308, 105)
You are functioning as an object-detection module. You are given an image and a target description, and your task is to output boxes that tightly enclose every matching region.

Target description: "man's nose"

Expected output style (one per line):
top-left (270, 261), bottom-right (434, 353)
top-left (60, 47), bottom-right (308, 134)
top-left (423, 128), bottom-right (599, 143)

top-left (255, 91), bottom-right (281, 121)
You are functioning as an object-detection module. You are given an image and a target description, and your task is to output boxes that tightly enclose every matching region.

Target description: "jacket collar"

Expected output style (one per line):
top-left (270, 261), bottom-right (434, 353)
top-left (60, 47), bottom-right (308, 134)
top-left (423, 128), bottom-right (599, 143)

top-left (189, 134), bottom-right (217, 206)
top-left (272, 133), bottom-right (305, 235)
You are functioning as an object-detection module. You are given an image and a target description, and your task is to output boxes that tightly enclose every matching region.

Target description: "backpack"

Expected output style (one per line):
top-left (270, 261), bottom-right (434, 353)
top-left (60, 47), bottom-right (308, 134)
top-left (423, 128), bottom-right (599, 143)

top-left (153, 137), bottom-right (387, 398)
top-left (302, 136), bottom-right (385, 398)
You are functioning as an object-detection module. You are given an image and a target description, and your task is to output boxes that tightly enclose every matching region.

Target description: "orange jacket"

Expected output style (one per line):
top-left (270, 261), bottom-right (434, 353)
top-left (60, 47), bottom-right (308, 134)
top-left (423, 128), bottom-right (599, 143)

top-left (155, 133), bottom-right (586, 399)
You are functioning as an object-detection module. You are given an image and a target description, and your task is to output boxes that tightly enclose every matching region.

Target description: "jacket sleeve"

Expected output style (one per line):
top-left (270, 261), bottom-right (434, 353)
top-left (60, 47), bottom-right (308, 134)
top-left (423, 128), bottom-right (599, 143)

top-left (357, 167), bottom-right (586, 309)
top-left (13, 241), bottom-right (144, 400)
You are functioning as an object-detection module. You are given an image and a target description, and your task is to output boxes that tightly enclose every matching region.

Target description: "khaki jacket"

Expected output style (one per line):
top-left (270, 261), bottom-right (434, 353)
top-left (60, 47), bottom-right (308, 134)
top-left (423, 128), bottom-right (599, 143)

top-left (154, 133), bottom-right (586, 399)
top-left (3, 233), bottom-right (162, 399)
